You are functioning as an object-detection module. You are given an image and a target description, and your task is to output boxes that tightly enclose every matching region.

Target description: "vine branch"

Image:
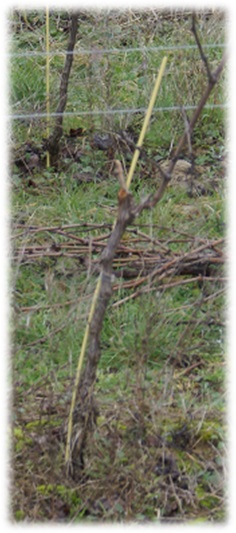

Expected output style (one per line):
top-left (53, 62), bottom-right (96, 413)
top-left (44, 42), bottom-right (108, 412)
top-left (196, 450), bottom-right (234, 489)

top-left (47, 13), bottom-right (79, 162)
top-left (65, 17), bottom-right (226, 478)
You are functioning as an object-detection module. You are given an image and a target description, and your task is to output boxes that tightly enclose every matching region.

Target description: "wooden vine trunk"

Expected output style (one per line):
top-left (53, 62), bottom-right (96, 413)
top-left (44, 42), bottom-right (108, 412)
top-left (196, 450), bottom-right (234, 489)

top-left (65, 16), bottom-right (226, 478)
top-left (47, 13), bottom-right (79, 164)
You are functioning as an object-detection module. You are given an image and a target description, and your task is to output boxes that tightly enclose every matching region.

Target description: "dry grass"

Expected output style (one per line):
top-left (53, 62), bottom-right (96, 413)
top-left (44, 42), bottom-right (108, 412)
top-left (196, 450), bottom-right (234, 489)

top-left (12, 363), bottom-right (226, 522)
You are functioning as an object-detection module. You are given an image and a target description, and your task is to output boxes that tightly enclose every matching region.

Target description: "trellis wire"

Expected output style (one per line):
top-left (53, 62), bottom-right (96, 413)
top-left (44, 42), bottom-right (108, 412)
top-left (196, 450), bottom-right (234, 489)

top-left (10, 37), bottom-right (225, 123)
top-left (9, 42), bottom-right (225, 58)
top-left (9, 104), bottom-right (226, 121)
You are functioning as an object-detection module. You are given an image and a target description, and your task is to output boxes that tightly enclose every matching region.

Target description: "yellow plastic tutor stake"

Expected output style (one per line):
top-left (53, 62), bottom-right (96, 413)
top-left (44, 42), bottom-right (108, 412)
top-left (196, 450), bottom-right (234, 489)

top-left (65, 273), bottom-right (102, 470)
top-left (126, 56), bottom-right (168, 191)
top-left (65, 56), bottom-right (168, 471)
top-left (45, 7), bottom-right (50, 168)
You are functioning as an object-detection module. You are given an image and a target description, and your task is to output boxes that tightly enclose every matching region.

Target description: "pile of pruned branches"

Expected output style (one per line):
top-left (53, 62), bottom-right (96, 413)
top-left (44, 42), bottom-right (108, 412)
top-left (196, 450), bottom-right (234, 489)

top-left (12, 221), bottom-right (225, 300)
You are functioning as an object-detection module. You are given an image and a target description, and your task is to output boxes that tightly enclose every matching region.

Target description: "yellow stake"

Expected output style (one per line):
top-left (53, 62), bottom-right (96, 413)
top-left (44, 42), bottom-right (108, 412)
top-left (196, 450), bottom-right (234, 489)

top-left (126, 56), bottom-right (168, 190)
top-left (65, 273), bottom-right (102, 469)
top-left (65, 57), bottom-right (168, 471)
top-left (45, 7), bottom-right (50, 167)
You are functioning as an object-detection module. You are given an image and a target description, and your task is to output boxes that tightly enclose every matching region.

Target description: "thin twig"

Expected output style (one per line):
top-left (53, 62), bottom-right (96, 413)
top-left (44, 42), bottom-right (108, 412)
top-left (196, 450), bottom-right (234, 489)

top-left (181, 106), bottom-right (192, 157)
top-left (24, 307), bottom-right (78, 347)
top-left (135, 53), bottom-right (226, 212)
top-left (112, 275), bottom-right (226, 307)
top-left (18, 294), bottom-right (91, 313)
top-left (191, 12), bottom-right (215, 83)
top-left (176, 361), bottom-right (204, 378)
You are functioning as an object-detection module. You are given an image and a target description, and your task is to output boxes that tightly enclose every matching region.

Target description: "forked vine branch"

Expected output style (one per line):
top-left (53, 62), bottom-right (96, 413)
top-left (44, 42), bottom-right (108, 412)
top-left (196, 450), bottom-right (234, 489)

top-left (65, 16), bottom-right (226, 478)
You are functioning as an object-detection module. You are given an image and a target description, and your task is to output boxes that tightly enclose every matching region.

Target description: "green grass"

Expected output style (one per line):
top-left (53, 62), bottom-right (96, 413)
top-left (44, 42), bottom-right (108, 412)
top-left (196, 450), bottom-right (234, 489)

top-left (10, 9), bottom-right (226, 523)
top-left (9, 9), bottom-right (225, 143)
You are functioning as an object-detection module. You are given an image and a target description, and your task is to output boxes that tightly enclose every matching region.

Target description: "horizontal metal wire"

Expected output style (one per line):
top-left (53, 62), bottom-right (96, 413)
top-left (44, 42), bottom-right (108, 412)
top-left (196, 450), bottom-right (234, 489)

top-left (9, 43), bottom-right (226, 59)
top-left (9, 103), bottom-right (226, 121)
